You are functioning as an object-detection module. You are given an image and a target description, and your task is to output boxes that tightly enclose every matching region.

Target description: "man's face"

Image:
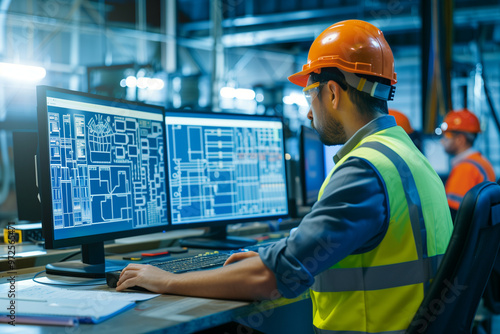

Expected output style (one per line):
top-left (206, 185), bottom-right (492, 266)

top-left (305, 79), bottom-right (347, 146)
top-left (440, 131), bottom-right (459, 156)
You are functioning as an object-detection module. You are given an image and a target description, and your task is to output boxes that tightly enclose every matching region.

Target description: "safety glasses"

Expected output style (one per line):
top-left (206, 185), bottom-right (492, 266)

top-left (303, 82), bottom-right (322, 108)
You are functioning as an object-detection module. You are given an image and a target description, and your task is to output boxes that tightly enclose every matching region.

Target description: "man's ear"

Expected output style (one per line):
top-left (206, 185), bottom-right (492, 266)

top-left (327, 80), bottom-right (342, 110)
top-left (456, 133), bottom-right (468, 146)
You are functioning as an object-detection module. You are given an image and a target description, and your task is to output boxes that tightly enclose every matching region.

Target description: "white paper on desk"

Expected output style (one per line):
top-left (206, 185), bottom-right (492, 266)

top-left (0, 298), bottom-right (135, 324)
top-left (0, 279), bottom-right (159, 302)
top-left (33, 277), bottom-right (159, 301)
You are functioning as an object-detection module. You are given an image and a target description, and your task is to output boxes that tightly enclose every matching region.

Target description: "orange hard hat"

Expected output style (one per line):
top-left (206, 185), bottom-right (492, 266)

top-left (388, 109), bottom-right (414, 134)
top-left (441, 109), bottom-right (481, 133)
top-left (288, 20), bottom-right (397, 87)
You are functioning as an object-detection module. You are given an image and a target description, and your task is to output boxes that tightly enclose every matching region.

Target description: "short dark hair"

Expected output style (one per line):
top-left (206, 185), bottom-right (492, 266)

top-left (309, 67), bottom-right (390, 116)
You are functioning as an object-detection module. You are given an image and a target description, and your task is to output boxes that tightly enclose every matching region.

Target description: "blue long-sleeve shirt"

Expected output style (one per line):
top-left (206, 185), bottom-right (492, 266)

top-left (259, 116), bottom-right (398, 298)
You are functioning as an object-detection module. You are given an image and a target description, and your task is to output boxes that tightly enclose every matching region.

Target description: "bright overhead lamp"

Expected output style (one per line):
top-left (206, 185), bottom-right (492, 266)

top-left (283, 92), bottom-right (308, 107)
top-left (234, 88), bottom-right (255, 100)
top-left (220, 87), bottom-right (236, 99)
top-left (220, 87), bottom-right (256, 100)
top-left (0, 62), bottom-right (46, 81)
top-left (123, 76), bottom-right (164, 90)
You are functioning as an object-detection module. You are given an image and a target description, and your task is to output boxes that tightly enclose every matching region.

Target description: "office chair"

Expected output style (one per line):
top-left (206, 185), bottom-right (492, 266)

top-left (483, 259), bottom-right (500, 314)
top-left (483, 178), bottom-right (500, 314)
top-left (406, 181), bottom-right (500, 334)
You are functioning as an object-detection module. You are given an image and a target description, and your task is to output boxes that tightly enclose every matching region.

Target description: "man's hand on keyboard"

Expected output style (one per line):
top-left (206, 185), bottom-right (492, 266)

top-left (116, 254), bottom-right (279, 300)
top-left (115, 264), bottom-right (171, 293)
top-left (224, 250), bottom-right (258, 266)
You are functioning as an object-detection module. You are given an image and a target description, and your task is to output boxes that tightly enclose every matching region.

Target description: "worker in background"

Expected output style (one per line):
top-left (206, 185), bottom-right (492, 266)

top-left (389, 108), bottom-right (422, 151)
top-left (440, 108), bottom-right (496, 219)
top-left (389, 108), bottom-right (414, 134)
top-left (116, 20), bottom-right (453, 333)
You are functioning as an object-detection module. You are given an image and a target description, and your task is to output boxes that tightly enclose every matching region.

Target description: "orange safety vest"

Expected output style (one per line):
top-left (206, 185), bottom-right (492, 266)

top-left (445, 151), bottom-right (496, 210)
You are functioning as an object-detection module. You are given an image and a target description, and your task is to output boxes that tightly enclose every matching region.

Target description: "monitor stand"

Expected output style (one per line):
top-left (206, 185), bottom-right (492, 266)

top-left (45, 241), bottom-right (109, 278)
top-left (179, 226), bottom-right (257, 250)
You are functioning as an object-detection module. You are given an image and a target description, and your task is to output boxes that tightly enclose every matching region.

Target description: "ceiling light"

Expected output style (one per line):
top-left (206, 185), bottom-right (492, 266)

top-left (234, 88), bottom-right (255, 100)
top-left (0, 62), bottom-right (46, 81)
top-left (220, 87), bottom-right (235, 99)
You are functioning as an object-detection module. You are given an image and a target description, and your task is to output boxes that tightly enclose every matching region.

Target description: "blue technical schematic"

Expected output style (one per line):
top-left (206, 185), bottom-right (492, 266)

top-left (47, 102), bottom-right (168, 240)
top-left (166, 118), bottom-right (288, 224)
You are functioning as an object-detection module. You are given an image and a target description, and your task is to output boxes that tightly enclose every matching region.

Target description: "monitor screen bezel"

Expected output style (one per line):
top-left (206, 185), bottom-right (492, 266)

top-left (299, 125), bottom-right (325, 207)
top-left (163, 109), bottom-right (290, 230)
top-left (37, 85), bottom-right (171, 249)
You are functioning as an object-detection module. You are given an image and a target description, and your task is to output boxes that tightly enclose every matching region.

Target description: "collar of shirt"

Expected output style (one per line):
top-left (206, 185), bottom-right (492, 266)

top-left (451, 147), bottom-right (477, 166)
top-left (333, 114), bottom-right (397, 164)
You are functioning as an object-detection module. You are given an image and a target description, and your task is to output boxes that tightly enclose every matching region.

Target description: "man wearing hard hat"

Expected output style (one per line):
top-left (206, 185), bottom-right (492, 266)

top-left (440, 108), bottom-right (496, 218)
top-left (117, 20), bottom-right (453, 333)
top-left (389, 109), bottom-right (414, 135)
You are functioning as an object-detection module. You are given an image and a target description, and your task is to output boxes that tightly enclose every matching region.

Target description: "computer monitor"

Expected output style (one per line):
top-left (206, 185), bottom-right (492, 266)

top-left (299, 125), bottom-right (325, 207)
top-left (324, 144), bottom-right (341, 176)
top-left (36, 86), bottom-right (169, 278)
top-left (164, 110), bottom-right (289, 249)
top-left (13, 131), bottom-right (42, 222)
top-left (422, 135), bottom-right (450, 181)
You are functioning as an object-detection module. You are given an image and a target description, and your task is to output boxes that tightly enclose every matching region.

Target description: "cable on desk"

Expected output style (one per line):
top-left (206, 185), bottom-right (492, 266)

top-left (32, 270), bottom-right (106, 287)
top-left (55, 250), bottom-right (128, 263)
top-left (57, 251), bottom-right (82, 263)
top-left (27, 236), bottom-right (45, 247)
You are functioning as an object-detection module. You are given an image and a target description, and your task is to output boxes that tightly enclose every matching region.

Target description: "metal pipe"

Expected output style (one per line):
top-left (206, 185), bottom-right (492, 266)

top-left (69, 3), bottom-right (80, 90)
top-left (0, 0), bottom-right (12, 56)
top-left (163, 0), bottom-right (177, 73)
top-left (136, 0), bottom-right (147, 64)
top-left (0, 130), bottom-right (11, 205)
top-left (210, 0), bottom-right (223, 111)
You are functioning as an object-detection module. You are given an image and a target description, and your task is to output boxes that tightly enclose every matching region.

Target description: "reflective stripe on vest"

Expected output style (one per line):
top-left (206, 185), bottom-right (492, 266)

top-left (463, 159), bottom-right (488, 181)
top-left (447, 192), bottom-right (464, 203)
top-left (312, 141), bottom-right (434, 293)
top-left (447, 158), bottom-right (491, 205)
top-left (315, 329), bottom-right (407, 334)
top-left (312, 255), bottom-right (443, 292)
top-left (359, 141), bottom-right (427, 259)
top-left (311, 126), bottom-right (452, 334)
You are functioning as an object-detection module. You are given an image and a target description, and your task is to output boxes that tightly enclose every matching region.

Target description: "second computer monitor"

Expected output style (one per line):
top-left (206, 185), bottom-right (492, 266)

top-left (164, 110), bottom-right (289, 248)
top-left (300, 125), bottom-right (326, 207)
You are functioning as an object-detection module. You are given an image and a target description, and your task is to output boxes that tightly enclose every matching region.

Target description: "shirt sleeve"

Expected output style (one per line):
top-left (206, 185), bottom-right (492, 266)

top-left (259, 157), bottom-right (389, 298)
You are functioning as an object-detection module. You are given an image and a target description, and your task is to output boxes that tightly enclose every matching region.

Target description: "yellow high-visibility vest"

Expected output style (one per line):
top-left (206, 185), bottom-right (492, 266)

top-left (312, 126), bottom-right (453, 334)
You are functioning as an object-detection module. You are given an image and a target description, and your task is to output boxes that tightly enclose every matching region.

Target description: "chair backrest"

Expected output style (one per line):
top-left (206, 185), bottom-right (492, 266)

top-left (483, 178), bottom-right (500, 314)
top-left (483, 256), bottom-right (500, 314)
top-left (406, 181), bottom-right (500, 334)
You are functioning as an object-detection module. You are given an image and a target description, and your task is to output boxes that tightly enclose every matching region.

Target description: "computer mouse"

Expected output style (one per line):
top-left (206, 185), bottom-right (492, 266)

top-left (106, 270), bottom-right (149, 292)
top-left (106, 270), bottom-right (121, 288)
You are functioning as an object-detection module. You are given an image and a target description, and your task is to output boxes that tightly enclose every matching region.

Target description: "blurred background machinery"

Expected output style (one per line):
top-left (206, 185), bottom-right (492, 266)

top-left (0, 0), bottom-right (499, 223)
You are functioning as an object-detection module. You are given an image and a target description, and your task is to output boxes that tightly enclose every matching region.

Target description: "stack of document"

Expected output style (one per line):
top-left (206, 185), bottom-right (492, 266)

top-left (0, 278), bottom-right (158, 325)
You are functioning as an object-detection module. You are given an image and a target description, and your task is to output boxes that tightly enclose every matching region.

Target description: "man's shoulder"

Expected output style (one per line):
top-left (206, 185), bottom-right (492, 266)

top-left (453, 156), bottom-right (490, 177)
top-left (462, 152), bottom-right (496, 180)
top-left (467, 151), bottom-right (494, 165)
top-left (329, 156), bottom-right (383, 187)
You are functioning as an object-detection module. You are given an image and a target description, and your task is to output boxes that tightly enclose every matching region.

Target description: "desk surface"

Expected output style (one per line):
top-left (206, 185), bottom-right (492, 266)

top-left (0, 266), bottom-right (312, 334)
top-left (0, 221), bottom-right (313, 333)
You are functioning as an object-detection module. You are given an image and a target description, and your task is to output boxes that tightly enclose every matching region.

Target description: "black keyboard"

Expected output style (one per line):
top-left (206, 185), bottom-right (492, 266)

top-left (150, 251), bottom-right (230, 273)
top-left (106, 252), bottom-right (231, 289)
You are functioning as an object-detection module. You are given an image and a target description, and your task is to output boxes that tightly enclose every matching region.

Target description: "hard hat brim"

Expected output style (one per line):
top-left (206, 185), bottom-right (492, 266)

top-left (288, 70), bottom-right (310, 87)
